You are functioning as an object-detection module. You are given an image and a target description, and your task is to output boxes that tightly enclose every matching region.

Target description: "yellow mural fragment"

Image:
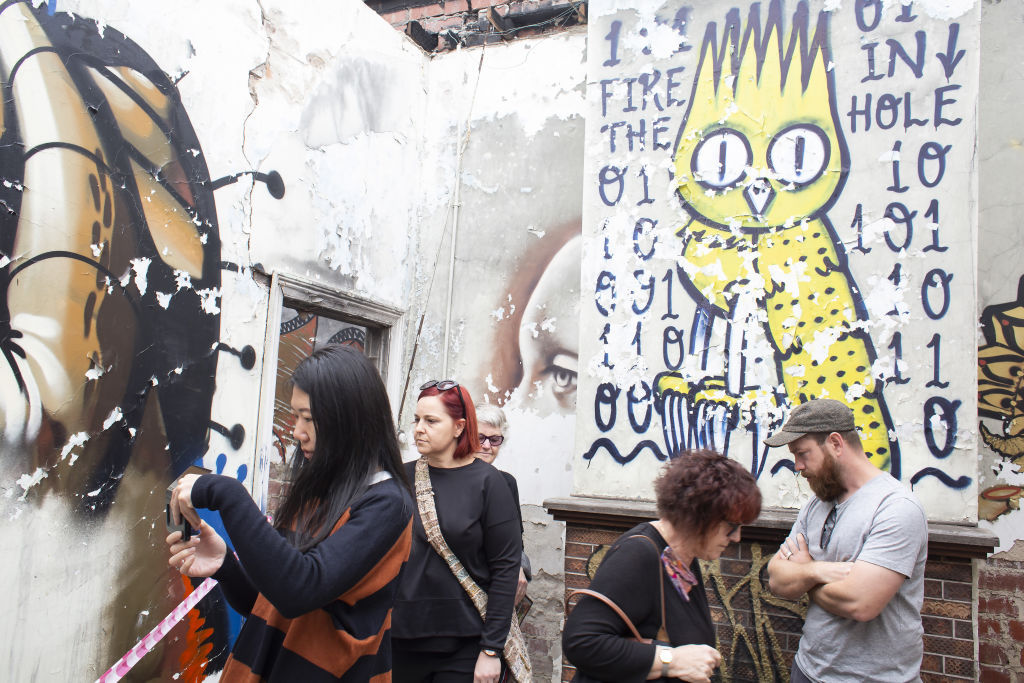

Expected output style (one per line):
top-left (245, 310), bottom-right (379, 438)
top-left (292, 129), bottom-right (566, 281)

top-left (658, 1), bottom-right (896, 471)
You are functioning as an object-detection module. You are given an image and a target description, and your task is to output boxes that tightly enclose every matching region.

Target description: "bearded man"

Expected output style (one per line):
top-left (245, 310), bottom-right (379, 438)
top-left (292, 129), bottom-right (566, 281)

top-left (765, 399), bottom-right (928, 683)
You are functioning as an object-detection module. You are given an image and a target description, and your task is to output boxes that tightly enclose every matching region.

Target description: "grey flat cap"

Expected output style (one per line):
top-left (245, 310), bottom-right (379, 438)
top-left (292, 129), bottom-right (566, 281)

top-left (763, 399), bottom-right (856, 446)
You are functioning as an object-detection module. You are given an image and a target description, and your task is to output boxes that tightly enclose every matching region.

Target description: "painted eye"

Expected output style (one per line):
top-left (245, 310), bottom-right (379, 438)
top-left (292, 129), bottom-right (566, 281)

top-left (767, 125), bottom-right (830, 186)
top-left (543, 352), bottom-right (578, 400)
top-left (691, 129), bottom-right (751, 188)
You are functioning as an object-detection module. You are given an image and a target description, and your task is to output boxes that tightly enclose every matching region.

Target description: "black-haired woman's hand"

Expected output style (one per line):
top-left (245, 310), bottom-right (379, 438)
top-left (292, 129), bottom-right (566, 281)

top-left (167, 521), bottom-right (227, 578)
top-left (169, 473), bottom-right (204, 530)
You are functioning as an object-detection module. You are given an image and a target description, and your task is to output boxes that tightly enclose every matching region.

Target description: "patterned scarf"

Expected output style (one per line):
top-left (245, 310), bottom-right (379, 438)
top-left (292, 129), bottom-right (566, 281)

top-left (660, 545), bottom-right (698, 601)
top-left (414, 458), bottom-right (532, 683)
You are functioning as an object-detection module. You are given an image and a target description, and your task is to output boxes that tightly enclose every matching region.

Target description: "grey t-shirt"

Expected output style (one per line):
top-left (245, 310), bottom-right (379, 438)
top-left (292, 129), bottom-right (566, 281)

top-left (789, 473), bottom-right (927, 683)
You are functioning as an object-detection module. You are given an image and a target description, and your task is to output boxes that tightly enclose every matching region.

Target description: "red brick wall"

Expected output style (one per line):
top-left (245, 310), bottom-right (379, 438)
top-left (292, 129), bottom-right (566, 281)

top-left (978, 557), bottom-right (1024, 683)
top-left (921, 558), bottom-right (977, 681)
top-left (562, 523), bottom-right (986, 683)
top-left (265, 459), bottom-right (289, 521)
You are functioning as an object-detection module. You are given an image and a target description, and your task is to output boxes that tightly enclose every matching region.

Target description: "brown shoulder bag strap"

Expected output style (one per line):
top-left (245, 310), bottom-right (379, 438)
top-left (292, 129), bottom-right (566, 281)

top-left (566, 589), bottom-right (646, 641)
top-left (625, 533), bottom-right (668, 642)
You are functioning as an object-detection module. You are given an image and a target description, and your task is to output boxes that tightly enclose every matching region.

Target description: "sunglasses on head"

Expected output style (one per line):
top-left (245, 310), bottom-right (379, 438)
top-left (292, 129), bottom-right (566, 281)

top-left (420, 379), bottom-right (467, 417)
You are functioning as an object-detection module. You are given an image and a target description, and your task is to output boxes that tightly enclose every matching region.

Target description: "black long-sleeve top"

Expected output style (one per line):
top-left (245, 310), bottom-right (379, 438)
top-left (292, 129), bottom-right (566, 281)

top-left (392, 459), bottom-right (521, 651)
top-left (499, 469), bottom-right (532, 581)
top-left (193, 473), bottom-right (413, 681)
top-left (562, 522), bottom-right (715, 683)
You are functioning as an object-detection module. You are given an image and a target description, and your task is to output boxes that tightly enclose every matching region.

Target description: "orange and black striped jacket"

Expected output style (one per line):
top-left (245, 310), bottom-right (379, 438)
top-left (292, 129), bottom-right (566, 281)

top-left (192, 473), bottom-right (413, 682)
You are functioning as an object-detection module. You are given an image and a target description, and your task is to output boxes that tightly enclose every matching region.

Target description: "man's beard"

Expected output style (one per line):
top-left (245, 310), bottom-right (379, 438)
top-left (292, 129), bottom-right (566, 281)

top-left (804, 451), bottom-right (846, 502)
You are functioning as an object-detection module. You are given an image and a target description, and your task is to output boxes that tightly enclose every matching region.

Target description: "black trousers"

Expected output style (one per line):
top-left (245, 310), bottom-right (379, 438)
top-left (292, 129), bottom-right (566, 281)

top-left (790, 660), bottom-right (815, 683)
top-left (392, 638), bottom-right (479, 683)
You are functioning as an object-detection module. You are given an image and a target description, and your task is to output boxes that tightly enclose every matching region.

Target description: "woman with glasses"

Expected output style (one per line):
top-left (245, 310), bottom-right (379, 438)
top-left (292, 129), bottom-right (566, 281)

top-left (475, 404), bottom-right (531, 610)
top-left (392, 381), bottom-right (528, 683)
top-left (166, 345), bottom-right (414, 681)
top-left (563, 450), bottom-right (761, 683)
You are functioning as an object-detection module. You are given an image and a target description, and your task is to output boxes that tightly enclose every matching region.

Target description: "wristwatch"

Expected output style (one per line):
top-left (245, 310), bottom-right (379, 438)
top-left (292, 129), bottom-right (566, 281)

top-left (482, 648), bottom-right (499, 658)
top-left (658, 647), bottom-right (673, 677)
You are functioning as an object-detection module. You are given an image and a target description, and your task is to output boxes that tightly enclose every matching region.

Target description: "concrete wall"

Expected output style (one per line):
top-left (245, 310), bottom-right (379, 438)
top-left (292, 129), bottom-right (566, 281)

top-left (0, 1), bottom-right (431, 679)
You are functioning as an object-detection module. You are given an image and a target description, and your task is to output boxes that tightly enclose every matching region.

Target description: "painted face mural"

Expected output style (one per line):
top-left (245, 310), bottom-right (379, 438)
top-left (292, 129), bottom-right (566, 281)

top-left (0, 3), bottom-right (281, 679)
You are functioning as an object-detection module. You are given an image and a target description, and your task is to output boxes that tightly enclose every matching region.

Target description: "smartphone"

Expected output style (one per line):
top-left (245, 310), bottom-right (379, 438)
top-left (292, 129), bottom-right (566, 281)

top-left (165, 465), bottom-right (211, 541)
top-left (516, 595), bottom-right (533, 623)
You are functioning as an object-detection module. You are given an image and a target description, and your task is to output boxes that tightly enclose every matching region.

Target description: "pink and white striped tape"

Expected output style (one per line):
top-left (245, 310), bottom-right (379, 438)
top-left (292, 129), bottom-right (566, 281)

top-left (95, 577), bottom-right (217, 683)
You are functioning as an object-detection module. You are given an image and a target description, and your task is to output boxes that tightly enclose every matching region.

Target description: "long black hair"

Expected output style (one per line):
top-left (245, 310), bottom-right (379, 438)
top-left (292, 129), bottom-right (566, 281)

top-left (275, 344), bottom-right (409, 550)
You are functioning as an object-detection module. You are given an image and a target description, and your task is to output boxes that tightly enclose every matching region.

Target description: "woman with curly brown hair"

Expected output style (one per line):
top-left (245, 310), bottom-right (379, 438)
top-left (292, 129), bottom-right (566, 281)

top-left (563, 450), bottom-right (762, 683)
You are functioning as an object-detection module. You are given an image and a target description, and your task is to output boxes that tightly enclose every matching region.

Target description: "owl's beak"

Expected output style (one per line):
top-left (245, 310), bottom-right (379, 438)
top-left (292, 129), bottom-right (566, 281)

top-left (744, 178), bottom-right (775, 217)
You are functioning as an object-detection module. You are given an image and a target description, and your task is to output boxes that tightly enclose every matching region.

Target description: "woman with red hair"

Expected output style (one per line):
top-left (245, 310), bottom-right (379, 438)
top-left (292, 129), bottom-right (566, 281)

top-left (563, 450), bottom-right (762, 683)
top-left (392, 381), bottom-right (528, 683)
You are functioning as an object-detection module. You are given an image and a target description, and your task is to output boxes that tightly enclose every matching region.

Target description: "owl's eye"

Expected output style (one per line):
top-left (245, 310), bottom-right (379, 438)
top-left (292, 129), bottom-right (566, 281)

top-left (767, 125), bottom-right (830, 186)
top-left (691, 129), bottom-right (751, 188)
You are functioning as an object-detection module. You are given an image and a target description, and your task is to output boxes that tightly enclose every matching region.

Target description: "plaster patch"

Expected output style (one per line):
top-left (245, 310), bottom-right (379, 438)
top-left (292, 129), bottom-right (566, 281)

top-left (16, 468), bottom-right (47, 499)
top-left (130, 257), bottom-right (151, 296)
top-left (174, 270), bottom-right (192, 291)
top-left (461, 171), bottom-right (498, 194)
top-left (196, 288), bottom-right (222, 314)
top-left (103, 407), bottom-right (123, 431)
top-left (915, 0), bottom-right (977, 21)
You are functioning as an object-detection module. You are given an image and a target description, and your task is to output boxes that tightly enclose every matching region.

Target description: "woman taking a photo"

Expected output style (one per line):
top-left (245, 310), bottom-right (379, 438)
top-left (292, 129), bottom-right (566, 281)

top-left (392, 381), bottom-right (529, 683)
top-left (563, 450), bottom-right (761, 683)
top-left (167, 345), bottom-right (414, 681)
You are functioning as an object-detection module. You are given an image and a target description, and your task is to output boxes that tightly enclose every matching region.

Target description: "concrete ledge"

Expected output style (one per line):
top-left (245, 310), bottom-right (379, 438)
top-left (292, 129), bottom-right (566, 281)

top-left (544, 496), bottom-right (999, 559)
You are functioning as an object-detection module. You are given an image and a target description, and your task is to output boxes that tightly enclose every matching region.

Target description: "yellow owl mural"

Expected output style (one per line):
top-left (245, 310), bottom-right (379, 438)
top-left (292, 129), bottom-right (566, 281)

top-left (656, 0), bottom-right (899, 475)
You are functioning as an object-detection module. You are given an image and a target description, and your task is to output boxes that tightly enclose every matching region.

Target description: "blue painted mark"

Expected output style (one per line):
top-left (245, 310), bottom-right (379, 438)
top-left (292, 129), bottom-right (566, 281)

top-left (909, 467), bottom-right (971, 490)
top-left (47, 0), bottom-right (56, 15)
top-left (582, 437), bottom-right (667, 464)
top-left (770, 459), bottom-right (796, 475)
top-left (190, 453), bottom-right (252, 647)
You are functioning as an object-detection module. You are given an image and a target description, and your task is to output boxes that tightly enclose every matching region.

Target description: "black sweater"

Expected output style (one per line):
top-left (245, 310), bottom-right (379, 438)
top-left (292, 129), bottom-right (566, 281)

top-left (562, 522), bottom-right (716, 683)
top-left (194, 473), bottom-right (414, 681)
top-left (392, 459), bottom-right (521, 651)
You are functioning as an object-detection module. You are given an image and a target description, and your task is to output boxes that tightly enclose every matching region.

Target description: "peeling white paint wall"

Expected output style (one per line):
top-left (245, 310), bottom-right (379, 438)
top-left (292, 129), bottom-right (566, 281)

top-left (577, 0), bottom-right (980, 521)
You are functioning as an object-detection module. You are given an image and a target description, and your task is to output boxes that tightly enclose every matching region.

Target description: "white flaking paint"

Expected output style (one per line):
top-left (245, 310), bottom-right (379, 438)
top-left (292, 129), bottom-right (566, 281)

top-left (173, 270), bottom-right (192, 291)
top-left (16, 468), bottom-right (48, 499)
top-left (102, 407), bottom-right (123, 431)
top-left (196, 288), bottom-right (222, 315)
top-left (130, 257), bottom-right (151, 297)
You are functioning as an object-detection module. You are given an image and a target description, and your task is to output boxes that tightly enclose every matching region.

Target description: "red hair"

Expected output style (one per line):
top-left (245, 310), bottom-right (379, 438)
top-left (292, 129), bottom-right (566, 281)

top-left (418, 383), bottom-right (480, 460)
top-left (654, 450), bottom-right (762, 537)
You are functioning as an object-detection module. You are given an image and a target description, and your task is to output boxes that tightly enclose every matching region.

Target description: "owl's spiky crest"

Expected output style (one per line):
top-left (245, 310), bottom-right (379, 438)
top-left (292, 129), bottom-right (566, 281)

top-left (694, 0), bottom-right (830, 100)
